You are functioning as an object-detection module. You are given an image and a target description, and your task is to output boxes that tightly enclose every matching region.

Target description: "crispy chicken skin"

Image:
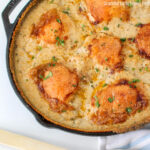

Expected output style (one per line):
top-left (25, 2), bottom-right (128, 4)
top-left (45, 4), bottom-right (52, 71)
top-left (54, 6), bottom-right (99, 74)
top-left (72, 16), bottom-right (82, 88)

top-left (31, 9), bottom-right (63, 44)
top-left (30, 63), bottom-right (78, 113)
top-left (136, 24), bottom-right (150, 59)
top-left (88, 36), bottom-right (123, 71)
top-left (91, 80), bottom-right (147, 125)
top-left (85, 0), bottom-right (130, 23)
top-left (42, 65), bottom-right (78, 101)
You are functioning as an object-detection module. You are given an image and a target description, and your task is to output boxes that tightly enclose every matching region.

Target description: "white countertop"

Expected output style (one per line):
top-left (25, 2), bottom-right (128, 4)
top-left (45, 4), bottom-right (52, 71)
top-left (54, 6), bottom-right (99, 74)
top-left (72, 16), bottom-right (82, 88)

top-left (0, 0), bottom-right (99, 150)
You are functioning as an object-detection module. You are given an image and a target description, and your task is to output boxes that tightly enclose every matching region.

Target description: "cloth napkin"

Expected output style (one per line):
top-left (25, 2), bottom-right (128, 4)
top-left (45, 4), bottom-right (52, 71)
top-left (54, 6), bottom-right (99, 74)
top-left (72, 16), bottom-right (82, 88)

top-left (98, 125), bottom-right (150, 150)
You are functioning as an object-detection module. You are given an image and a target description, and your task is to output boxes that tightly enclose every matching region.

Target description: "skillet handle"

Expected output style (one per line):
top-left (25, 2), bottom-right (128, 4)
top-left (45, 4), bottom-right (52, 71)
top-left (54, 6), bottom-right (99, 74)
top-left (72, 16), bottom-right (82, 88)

top-left (2, 0), bottom-right (21, 39)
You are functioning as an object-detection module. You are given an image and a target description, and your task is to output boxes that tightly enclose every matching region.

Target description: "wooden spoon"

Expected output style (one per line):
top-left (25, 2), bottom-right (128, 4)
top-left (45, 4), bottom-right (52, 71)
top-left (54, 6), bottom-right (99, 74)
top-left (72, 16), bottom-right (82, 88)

top-left (0, 129), bottom-right (66, 150)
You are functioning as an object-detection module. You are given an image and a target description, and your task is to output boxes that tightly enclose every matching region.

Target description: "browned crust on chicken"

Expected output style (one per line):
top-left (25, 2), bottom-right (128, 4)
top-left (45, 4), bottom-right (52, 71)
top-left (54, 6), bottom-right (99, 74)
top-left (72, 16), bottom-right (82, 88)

top-left (88, 36), bottom-right (123, 71)
top-left (85, 0), bottom-right (130, 23)
top-left (31, 9), bottom-right (64, 44)
top-left (30, 63), bottom-right (78, 113)
top-left (136, 24), bottom-right (150, 59)
top-left (91, 79), bottom-right (148, 125)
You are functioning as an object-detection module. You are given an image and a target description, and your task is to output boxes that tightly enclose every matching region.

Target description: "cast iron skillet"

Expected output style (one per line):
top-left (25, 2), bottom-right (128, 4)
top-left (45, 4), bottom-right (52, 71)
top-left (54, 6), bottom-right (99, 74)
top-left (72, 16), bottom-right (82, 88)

top-left (2, 0), bottom-right (115, 136)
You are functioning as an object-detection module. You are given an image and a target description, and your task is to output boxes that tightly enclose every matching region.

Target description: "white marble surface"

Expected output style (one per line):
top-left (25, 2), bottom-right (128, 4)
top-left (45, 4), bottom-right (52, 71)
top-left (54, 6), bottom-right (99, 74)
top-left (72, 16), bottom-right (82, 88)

top-left (0, 0), bottom-right (99, 150)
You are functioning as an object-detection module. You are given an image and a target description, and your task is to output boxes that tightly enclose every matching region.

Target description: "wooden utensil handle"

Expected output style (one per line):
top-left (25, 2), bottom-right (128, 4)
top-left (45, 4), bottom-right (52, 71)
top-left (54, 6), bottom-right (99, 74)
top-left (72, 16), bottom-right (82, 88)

top-left (0, 130), bottom-right (66, 150)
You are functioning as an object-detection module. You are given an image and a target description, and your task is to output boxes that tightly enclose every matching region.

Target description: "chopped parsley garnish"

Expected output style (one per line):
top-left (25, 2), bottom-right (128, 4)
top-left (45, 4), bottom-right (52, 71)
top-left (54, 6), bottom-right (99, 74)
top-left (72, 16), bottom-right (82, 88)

top-left (32, 56), bottom-right (35, 60)
top-left (102, 83), bottom-right (108, 87)
top-left (108, 96), bottom-right (115, 103)
top-left (44, 71), bottom-right (53, 80)
top-left (62, 110), bottom-right (66, 112)
top-left (90, 81), bottom-right (94, 88)
top-left (132, 68), bottom-right (135, 71)
top-left (39, 74), bottom-right (44, 79)
top-left (94, 96), bottom-right (100, 108)
top-left (117, 24), bottom-right (120, 28)
top-left (90, 31), bottom-right (94, 35)
top-left (127, 3), bottom-right (133, 7)
top-left (132, 79), bottom-right (140, 83)
top-left (135, 23), bottom-right (142, 27)
top-left (81, 76), bottom-right (86, 80)
top-left (39, 71), bottom-right (53, 80)
top-left (105, 57), bottom-right (108, 61)
top-left (79, 6), bottom-right (82, 11)
top-left (126, 107), bottom-right (132, 113)
top-left (145, 66), bottom-right (149, 71)
top-left (82, 24), bottom-right (85, 31)
top-left (74, 40), bottom-right (78, 44)
top-left (95, 100), bottom-right (100, 108)
top-left (37, 46), bottom-right (42, 51)
top-left (91, 84), bottom-right (94, 88)
top-left (130, 38), bottom-right (135, 42)
top-left (128, 79), bottom-right (140, 84)
top-left (95, 68), bottom-right (100, 72)
top-left (72, 84), bottom-right (77, 87)
top-left (54, 30), bottom-right (58, 33)
top-left (49, 0), bottom-right (54, 4)
top-left (129, 54), bottom-right (133, 58)
top-left (56, 37), bottom-right (65, 46)
top-left (135, 0), bottom-right (142, 3)
top-left (138, 109), bottom-right (141, 113)
top-left (103, 26), bottom-right (109, 31)
top-left (62, 10), bottom-right (69, 14)
top-left (120, 38), bottom-right (126, 42)
top-left (56, 18), bottom-right (61, 23)
top-left (94, 95), bottom-right (98, 101)
top-left (52, 56), bottom-right (57, 62)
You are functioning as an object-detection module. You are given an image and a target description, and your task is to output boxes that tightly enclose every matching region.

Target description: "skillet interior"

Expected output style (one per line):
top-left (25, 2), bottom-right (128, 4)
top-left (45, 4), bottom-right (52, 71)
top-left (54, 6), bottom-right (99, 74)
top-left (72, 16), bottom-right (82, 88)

top-left (8, 0), bottom-right (115, 135)
top-left (8, 0), bottom-right (150, 134)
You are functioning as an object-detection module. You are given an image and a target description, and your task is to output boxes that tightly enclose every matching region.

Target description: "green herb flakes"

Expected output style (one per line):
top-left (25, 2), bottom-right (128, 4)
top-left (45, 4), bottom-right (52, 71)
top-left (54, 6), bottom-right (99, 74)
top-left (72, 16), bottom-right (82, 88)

top-left (56, 37), bottom-right (65, 46)
top-left (94, 96), bottom-right (100, 108)
top-left (135, 0), bottom-right (142, 3)
top-left (120, 38), bottom-right (126, 42)
top-left (108, 96), bottom-right (115, 103)
top-left (127, 3), bottom-right (133, 7)
top-left (132, 79), bottom-right (140, 83)
top-left (39, 71), bottom-right (53, 80)
top-left (56, 18), bottom-right (61, 23)
top-left (103, 26), bottom-right (109, 31)
top-left (72, 84), bottom-right (77, 87)
top-left (129, 54), bottom-right (133, 58)
top-left (126, 107), bottom-right (132, 113)
top-left (102, 83), bottom-right (108, 88)
top-left (44, 71), bottom-right (53, 80)
top-left (135, 23), bottom-right (142, 27)
top-left (52, 56), bottom-right (57, 62)
top-left (95, 100), bottom-right (100, 108)
top-left (105, 57), bottom-right (108, 61)
top-left (145, 66), bottom-right (149, 72)
top-left (95, 68), bottom-right (99, 72)
top-left (49, 0), bottom-right (54, 4)
top-left (37, 46), bottom-right (42, 51)
top-left (82, 24), bottom-right (85, 31)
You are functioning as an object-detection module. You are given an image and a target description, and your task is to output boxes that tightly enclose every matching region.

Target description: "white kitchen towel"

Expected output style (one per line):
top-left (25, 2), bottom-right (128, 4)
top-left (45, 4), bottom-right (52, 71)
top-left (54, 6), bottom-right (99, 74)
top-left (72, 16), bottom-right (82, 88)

top-left (99, 128), bottom-right (150, 150)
